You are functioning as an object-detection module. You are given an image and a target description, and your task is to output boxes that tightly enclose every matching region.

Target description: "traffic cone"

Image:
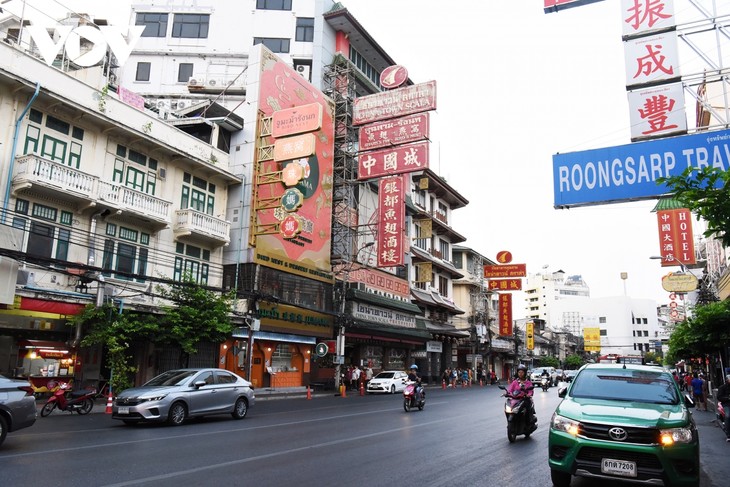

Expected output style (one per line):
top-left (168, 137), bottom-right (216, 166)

top-left (105, 392), bottom-right (113, 414)
top-left (339, 384), bottom-right (347, 397)
top-left (359, 383), bottom-right (364, 396)
top-left (442, 379), bottom-right (446, 390)
top-left (306, 386), bottom-right (312, 400)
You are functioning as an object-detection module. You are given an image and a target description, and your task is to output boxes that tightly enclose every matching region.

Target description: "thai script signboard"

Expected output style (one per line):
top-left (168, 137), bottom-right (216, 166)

top-left (353, 81), bottom-right (437, 125)
top-left (358, 113), bottom-right (429, 151)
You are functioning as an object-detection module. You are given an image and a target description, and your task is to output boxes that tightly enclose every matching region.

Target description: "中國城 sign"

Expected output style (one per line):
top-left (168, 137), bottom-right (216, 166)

top-left (552, 128), bottom-right (730, 208)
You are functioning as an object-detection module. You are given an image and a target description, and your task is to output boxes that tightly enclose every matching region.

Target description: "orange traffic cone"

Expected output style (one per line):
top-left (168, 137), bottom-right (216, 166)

top-left (442, 379), bottom-right (446, 390)
top-left (306, 386), bottom-right (312, 400)
top-left (359, 383), bottom-right (364, 396)
top-left (105, 392), bottom-right (113, 414)
top-left (339, 384), bottom-right (347, 398)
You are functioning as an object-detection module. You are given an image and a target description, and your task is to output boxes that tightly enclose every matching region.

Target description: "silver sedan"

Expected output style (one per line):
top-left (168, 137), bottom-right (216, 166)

top-left (112, 368), bottom-right (255, 426)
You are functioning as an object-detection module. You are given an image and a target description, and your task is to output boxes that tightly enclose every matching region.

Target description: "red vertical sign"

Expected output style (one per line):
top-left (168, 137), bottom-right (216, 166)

top-left (377, 176), bottom-right (405, 268)
top-left (656, 208), bottom-right (695, 266)
top-left (499, 294), bottom-right (512, 337)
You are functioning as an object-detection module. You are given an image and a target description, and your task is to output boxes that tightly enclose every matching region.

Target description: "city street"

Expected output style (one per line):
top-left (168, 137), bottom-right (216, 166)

top-left (0, 385), bottom-right (726, 487)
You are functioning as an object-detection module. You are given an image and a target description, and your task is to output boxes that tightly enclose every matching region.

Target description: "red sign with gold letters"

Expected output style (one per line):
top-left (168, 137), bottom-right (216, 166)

top-left (499, 294), bottom-right (513, 337)
top-left (656, 208), bottom-right (695, 267)
top-left (377, 176), bottom-right (405, 268)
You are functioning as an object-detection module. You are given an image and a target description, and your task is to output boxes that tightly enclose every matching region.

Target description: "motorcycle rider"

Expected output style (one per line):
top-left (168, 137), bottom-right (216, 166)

top-left (540, 368), bottom-right (550, 386)
top-left (718, 374), bottom-right (730, 442)
top-left (507, 364), bottom-right (535, 425)
top-left (407, 364), bottom-right (423, 403)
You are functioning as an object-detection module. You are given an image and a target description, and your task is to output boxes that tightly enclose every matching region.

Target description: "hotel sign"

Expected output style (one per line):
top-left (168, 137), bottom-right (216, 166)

top-left (353, 81), bottom-right (437, 125)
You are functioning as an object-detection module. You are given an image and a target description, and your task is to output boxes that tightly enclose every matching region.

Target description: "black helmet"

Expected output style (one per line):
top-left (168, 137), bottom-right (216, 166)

top-left (517, 364), bottom-right (528, 373)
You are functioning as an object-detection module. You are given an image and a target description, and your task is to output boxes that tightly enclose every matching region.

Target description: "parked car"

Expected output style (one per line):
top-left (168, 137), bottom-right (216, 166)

top-left (0, 374), bottom-right (37, 447)
top-left (112, 368), bottom-right (255, 426)
top-left (549, 363), bottom-right (699, 487)
top-left (366, 371), bottom-right (408, 394)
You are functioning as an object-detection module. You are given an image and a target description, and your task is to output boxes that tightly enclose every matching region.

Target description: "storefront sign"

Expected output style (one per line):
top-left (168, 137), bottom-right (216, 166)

top-left (584, 327), bottom-right (601, 352)
top-left (426, 340), bottom-right (443, 353)
top-left (358, 113), bottom-right (429, 151)
top-left (621, 0), bottom-right (675, 37)
top-left (379, 65), bottom-right (409, 89)
top-left (353, 80), bottom-right (437, 125)
top-left (624, 32), bottom-right (679, 88)
top-left (358, 141), bottom-right (429, 181)
top-left (627, 82), bottom-right (686, 140)
top-left (272, 103), bottom-right (323, 138)
top-left (488, 279), bottom-right (522, 291)
top-left (273, 133), bottom-right (316, 161)
top-left (662, 272), bottom-right (698, 292)
top-left (499, 294), bottom-right (512, 337)
top-left (484, 264), bottom-right (526, 278)
top-left (337, 265), bottom-right (410, 299)
top-left (353, 302), bottom-right (416, 328)
top-left (377, 176), bottom-right (405, 267)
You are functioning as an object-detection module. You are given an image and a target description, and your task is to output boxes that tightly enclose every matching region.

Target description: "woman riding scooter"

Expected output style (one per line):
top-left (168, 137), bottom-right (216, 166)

top-left (507, 365), bottom-right (536, 425)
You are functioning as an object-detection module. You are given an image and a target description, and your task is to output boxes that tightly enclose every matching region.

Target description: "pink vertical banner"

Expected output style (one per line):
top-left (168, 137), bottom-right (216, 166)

top-left (377, 176), bottom-right (405, 268)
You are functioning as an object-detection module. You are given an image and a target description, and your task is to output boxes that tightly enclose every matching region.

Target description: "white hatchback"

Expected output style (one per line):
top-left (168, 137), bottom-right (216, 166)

top-left (366, 371), bottom-right (408, 394)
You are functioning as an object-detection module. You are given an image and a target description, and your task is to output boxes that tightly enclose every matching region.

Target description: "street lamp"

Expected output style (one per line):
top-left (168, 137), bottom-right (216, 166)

top-left (334, 241), bottom-right (375, 391)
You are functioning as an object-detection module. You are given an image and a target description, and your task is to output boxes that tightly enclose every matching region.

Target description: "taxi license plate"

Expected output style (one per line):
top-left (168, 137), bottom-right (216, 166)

top-left (601, 458), bottom-right (637, 478)
top-left (117, 406), bottom-right (130, 415)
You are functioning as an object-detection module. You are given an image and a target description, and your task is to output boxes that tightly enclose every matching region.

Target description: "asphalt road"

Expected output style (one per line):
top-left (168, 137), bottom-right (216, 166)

top-left (0, 385), bottom-right (726, 487)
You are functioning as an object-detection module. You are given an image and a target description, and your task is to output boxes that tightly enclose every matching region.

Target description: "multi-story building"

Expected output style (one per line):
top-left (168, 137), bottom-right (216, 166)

top-left (0, 11), bottom-right (238, 391)
top-left (524, 270), bottom-right (590, 331)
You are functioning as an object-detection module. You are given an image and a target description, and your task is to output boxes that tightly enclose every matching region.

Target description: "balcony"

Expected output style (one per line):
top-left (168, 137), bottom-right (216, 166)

top-left (173, 209), bottom-right (231, 247)
top-left (12, 155), bottom-right (96, 204)
top-left (12, 154), bottom-right (172, 228)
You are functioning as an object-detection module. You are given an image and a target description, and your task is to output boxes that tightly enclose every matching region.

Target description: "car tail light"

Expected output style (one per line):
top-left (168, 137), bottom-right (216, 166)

top-left (18, 385), bottom-right (35, 396)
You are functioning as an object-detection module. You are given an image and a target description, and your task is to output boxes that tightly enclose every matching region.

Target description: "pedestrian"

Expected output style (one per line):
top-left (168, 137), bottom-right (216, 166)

top-left (365, 366), bottom-right (373, 387)
top-left (684, 372), bottom-right (692, 393)
top-left (450, 368), bottom-right (457, 388)
top-left (461, 368), bottom-right (469, 386)
top-left (345, 366), bottom-right (353, 390)
top-left (351, 365), bottom-right (361, 390)
top-left (691, 372), bottom-right (706, 411)
top-left (442, 368), bottom-right (450, 387)
top-left (716, 374), bottom-right (730, 442)
top-left (491, 369), bottom-right (497, 385)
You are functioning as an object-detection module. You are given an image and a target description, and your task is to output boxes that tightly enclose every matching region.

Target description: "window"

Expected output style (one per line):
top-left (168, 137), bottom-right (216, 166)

top-left (136, 12), bottom-right (168, 37)
top-left (256, 0), bottom-right (292, 10)
top-left (172, 14), bottom-right (209, 39)
top-left (173, 242), bottom-right (210, 285)
top-left (178, 63), bottom-right (193, 83)
top-left (114, 145), bottom-right (159, 196)
top-left (180, 172), bottom-right (215, 215)
top-left (438, 275), bottom-right (448, 296)
top-left (14, 200), bottom-right (71, 264)
top-left (350, 47), bottom-right (381, 88)
top-left (271, 344), bottom-right (292, 372)
top-left (101, 225), bottom-right (150, 282)
top-left (253, 37), bottom-right (290, 53)
top-left (24, 109), bottom-right (83, 168)
top-left (296, 18), bottom-right (314, 42)
top-left (439, 239), bottom-right (449, 260)
top-left (136, 62), bottom-right (151, 81)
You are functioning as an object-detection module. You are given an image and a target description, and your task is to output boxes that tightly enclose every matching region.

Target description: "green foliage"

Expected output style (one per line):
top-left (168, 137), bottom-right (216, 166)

top-left (657, 166), bottom-right (730, 247)
top-left (155, 278), bottom-right (235, 367)
top-left (564, 354), bottom-right (585, 369)
top-left (71, 278), bottom-right (235, 389)
top-left (538, 356), bottom-right (560, 368)
top-left (643, 351), bottom-right (662, 365)
top-left (666, 300), bottom-right (730, 363)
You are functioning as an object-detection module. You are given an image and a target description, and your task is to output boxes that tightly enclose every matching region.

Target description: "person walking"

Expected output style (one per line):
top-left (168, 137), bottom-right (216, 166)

top-left (351, 365), bottom-right (361, 391)
top-left (691, 372), bottom-right (706, 411)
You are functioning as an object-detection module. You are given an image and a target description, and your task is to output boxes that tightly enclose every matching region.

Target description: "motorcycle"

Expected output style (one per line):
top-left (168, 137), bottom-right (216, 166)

top-left (403, 380), bottom-right (425, 412)
top-left (498, 384), bottom-right (537, 442)
top-left (540, 377), bottom-right (550, 392)
top-left (40, 382), bottom-right (95, 417)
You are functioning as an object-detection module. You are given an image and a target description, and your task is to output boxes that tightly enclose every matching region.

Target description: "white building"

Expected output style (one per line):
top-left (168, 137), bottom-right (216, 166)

top-left (524, 270), bottom-right (590, 329)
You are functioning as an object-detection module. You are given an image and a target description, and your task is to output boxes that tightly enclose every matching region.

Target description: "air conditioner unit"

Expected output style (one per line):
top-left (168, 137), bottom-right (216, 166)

top-left (157, 168), bottom-right (167, 180)
top-left (295, 64), bottom-right (311, 80)
top-left (156, 99), bottom-right (171, 111)
top-left (207, 78), bottom-right (218, 87)
top-left (177, 100), bottom-right (188, 110)
top-left (188, 77), bottom-right (202, 86)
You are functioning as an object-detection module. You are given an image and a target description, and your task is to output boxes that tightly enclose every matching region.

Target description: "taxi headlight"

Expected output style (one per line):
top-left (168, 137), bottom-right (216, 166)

top-left (551, 413), bottom-right (580, 436)
top-left (659, 427), bottom-right (693, 445)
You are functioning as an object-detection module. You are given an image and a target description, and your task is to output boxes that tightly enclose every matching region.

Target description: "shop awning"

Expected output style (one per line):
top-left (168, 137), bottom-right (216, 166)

top-left (231, 330), bottom-right (317, 345)
top-left (18, 340), bottom-right (69, 350)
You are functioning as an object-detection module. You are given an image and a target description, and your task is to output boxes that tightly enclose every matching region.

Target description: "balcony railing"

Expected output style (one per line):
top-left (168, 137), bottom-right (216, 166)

top-left (13, 155), bottom-right (95, 199)
top-left (13, 154), bottom-right (172, 226)
top-left (173, 209), bottom-right (230, 246)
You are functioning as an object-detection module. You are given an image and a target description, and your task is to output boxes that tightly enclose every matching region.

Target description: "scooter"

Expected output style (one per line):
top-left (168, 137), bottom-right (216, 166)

top-left (40, 382), bottom-right (95, 416)
top-left (540, 377), bottom-right (550, 392)
top-left (498, 384), bottom-right (537, 442)
top-left (403, 380), bottom-right (425, 412)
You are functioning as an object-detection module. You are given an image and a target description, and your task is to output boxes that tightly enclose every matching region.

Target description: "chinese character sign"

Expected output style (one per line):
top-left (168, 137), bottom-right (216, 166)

top-left (526, 321), bottom-right (534, 350)
top-left (499, 294), bottom-right (512, 337)
top-left (488, 279), bottom-right (522, 291)
top-left (377, 176), bottom-right (405, 268)
top-left (358, 113), bottom-right (429, 151)
top-left (628, 83), bottom-right (686, 140)
top-left (622, 0), bottom-right (675, 37)
top-left (656, 208), bottom-right (696, 267)
top-left (623, 32), bottom-right (680, 87)
top-left (583, 327), bottom-right (601, 352)
top-left (358, 141), bottom-right (429, 181)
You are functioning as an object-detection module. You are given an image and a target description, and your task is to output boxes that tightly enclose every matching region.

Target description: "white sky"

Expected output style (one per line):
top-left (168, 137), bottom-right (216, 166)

top-left (11, 0), bottom-right (730, 318)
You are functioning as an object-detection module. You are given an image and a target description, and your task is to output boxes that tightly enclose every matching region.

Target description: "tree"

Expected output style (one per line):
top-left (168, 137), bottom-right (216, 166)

top-left (658, 166), bottom-right (730, 247)
top-left (71, 278), bottom-right (235, 391)
top-left (564, 354), bottom-right (585, 369)
top-left (666, 300), bottom-right (730, 364)
top-left (538, 356), bottom-right (560, 368)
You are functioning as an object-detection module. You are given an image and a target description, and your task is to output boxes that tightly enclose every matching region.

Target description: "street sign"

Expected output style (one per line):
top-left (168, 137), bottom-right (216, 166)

top-left (315, 342), bottom-right (328, 357)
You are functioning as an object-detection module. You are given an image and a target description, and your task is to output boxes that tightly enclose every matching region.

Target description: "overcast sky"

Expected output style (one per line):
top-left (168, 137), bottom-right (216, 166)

top-left (15, 0), bottom-right (730, 318)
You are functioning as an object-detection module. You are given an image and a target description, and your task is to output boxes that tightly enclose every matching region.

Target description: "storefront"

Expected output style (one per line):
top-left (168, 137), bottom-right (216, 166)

top-left (18, 339), bottom-right (76, 393)
top-left (226, 301), bottom-right (333, 388)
